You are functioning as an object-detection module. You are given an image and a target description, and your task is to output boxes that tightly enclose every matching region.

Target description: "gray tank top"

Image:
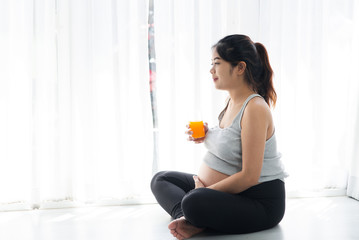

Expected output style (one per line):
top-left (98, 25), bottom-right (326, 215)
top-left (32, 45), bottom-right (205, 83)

top-left (203, 94), bottom-right (288, 183)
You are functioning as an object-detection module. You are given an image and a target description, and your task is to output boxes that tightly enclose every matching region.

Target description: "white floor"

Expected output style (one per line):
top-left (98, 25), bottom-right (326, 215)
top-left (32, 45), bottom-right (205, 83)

top-left (0, 196), bottom-right (358, 240)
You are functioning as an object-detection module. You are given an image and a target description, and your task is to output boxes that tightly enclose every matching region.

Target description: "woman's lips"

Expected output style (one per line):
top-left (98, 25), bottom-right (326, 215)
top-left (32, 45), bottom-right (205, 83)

top-left (213, 77), bottom-right (218, 81)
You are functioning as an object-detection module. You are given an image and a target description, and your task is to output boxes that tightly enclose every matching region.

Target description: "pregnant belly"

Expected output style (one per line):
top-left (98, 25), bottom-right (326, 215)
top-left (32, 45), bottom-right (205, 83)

top-left (197, 162), bottom-right (229, 187)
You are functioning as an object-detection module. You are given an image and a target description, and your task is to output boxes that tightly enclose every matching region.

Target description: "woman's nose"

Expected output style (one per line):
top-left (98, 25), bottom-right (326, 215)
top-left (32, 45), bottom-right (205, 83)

top-left (210, 65), bottom-right (215, 74)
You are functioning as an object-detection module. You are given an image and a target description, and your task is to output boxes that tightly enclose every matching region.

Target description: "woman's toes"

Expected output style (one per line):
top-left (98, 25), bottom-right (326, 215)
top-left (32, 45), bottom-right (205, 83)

top-left (168, 219), bottom-right (178, 230)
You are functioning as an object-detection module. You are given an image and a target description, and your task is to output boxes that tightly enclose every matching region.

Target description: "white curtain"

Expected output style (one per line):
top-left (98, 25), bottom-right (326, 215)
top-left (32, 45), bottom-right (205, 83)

top-left (1, 0), bottom-right (359, 212)
top-left (154, 0), bottom-right (359, 197)
top-left (347, 1), bottom-right (359, 201)
top-left (259, 0), bottom-right (359, 197)
top-left (0, 0), bottom-right (153, 211)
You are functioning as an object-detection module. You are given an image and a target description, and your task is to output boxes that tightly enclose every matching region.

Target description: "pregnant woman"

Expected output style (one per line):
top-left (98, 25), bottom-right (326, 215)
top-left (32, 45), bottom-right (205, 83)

top-left (151, 34), bottom-right (288, 240)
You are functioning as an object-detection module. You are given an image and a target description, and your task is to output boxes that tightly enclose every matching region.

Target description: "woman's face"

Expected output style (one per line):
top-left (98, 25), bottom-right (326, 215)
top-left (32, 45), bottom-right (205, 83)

top-left (210, 49), bottom-right (237, 90)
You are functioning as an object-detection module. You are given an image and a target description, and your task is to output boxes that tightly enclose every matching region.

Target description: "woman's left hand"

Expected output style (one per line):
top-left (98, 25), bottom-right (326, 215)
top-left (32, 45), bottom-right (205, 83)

top-left (193, 175), bottom-right (205, 188)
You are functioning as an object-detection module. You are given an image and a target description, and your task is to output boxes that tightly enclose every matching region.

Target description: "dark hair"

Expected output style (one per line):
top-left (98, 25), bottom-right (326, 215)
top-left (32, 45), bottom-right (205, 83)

top-left (213, 34), bottom-right (277, 108)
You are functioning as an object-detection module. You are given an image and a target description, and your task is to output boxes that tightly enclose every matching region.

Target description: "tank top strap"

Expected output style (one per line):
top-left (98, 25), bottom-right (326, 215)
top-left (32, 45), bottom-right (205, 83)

top-left (237, 94), bottom-right (263, 127)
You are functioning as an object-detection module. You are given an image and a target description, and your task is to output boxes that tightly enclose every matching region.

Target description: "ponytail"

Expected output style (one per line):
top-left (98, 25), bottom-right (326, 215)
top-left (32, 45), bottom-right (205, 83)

top-left (254, 42), bottom-right (277, 108)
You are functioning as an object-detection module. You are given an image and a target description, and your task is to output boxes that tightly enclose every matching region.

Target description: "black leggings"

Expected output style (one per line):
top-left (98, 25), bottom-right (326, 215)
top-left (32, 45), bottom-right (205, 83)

top-left (150, 171), bottom-right (286, 234)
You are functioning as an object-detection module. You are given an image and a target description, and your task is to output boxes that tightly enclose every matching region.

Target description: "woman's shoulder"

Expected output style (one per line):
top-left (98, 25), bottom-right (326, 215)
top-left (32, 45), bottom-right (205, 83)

top-left (242, 96), bottom-right (272, 124)
top-left (247, 96), bottom-right (270, 112)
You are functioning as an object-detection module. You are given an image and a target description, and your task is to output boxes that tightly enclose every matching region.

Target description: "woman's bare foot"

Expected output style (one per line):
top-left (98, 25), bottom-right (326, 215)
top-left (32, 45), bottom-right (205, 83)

top-left (168, 217), bottom-right (204, 240)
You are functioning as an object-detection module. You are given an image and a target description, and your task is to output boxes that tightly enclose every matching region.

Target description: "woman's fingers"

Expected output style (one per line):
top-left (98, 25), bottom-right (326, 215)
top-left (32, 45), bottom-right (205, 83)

top-left (193, 137), bottom-right (205, 143)
top-left (185, 130), bottom-right (193, 135)
top-left (193, 175), bottom-right (205, 188)
top-left (204, 122), bottom-right (209, 133)
top-left (185, 124), bottom-right (193, 135)
top-left (187, 135), bottom-right (205, 143)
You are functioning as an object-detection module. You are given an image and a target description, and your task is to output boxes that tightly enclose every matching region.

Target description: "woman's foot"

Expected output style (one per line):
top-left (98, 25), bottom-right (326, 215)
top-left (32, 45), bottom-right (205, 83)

top-left (168, 216), bottom-right (204, 240)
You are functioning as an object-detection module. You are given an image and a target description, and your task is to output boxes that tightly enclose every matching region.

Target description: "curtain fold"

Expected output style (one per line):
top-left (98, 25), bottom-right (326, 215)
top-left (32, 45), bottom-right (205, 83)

top-left (347, 0), bottom-right (359, 200)
top-left (0, 0), bottom-right (34, 210)
top-left (0, 0), bottom-right (153, 211)
top-left (348, 112), bottom-right (359, 200)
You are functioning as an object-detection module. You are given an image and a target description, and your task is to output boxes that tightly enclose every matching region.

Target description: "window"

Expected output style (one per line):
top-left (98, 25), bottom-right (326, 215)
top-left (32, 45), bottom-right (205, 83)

top-left (148, 0), bottom-right (159, 174)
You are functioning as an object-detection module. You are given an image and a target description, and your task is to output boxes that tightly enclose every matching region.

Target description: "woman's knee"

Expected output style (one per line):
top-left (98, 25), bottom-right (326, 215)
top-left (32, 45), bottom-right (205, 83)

top-left (182, 187), bottom-right (213, 206)
top-left (150, 171), bottom-right (167, 193)
top-left (181, 188), bottom-right (209, 227)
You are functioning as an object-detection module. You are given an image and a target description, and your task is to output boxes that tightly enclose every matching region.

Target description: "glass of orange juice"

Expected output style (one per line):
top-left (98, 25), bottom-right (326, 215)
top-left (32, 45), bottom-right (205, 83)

top-left (189, 121), bottom-right (205, 138)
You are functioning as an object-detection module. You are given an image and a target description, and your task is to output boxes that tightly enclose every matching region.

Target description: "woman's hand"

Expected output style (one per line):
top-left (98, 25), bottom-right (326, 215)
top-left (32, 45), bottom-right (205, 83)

top-left (186, 122), bottom-right (208, 144)
top-left (193, 175), bottom-right (205, 188)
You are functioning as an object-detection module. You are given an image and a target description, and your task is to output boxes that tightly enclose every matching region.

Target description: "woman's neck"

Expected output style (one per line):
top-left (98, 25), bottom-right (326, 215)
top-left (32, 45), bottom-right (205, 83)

top-left (228, 87), bottom-right (256, 106)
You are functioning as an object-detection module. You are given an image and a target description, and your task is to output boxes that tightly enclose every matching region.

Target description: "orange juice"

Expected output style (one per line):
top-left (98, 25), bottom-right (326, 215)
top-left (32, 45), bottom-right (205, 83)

top-left (189, 121), bottom-right (205, 138)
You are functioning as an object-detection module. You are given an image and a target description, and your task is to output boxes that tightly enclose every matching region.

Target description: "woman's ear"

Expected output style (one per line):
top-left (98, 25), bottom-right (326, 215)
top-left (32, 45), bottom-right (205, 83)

top-left (236, 61), bottom-right (246, 75)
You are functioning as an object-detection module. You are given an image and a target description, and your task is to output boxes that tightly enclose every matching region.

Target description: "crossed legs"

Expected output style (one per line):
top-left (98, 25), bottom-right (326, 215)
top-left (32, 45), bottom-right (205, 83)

top-left (151, 171), bottom-right (285, 239)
